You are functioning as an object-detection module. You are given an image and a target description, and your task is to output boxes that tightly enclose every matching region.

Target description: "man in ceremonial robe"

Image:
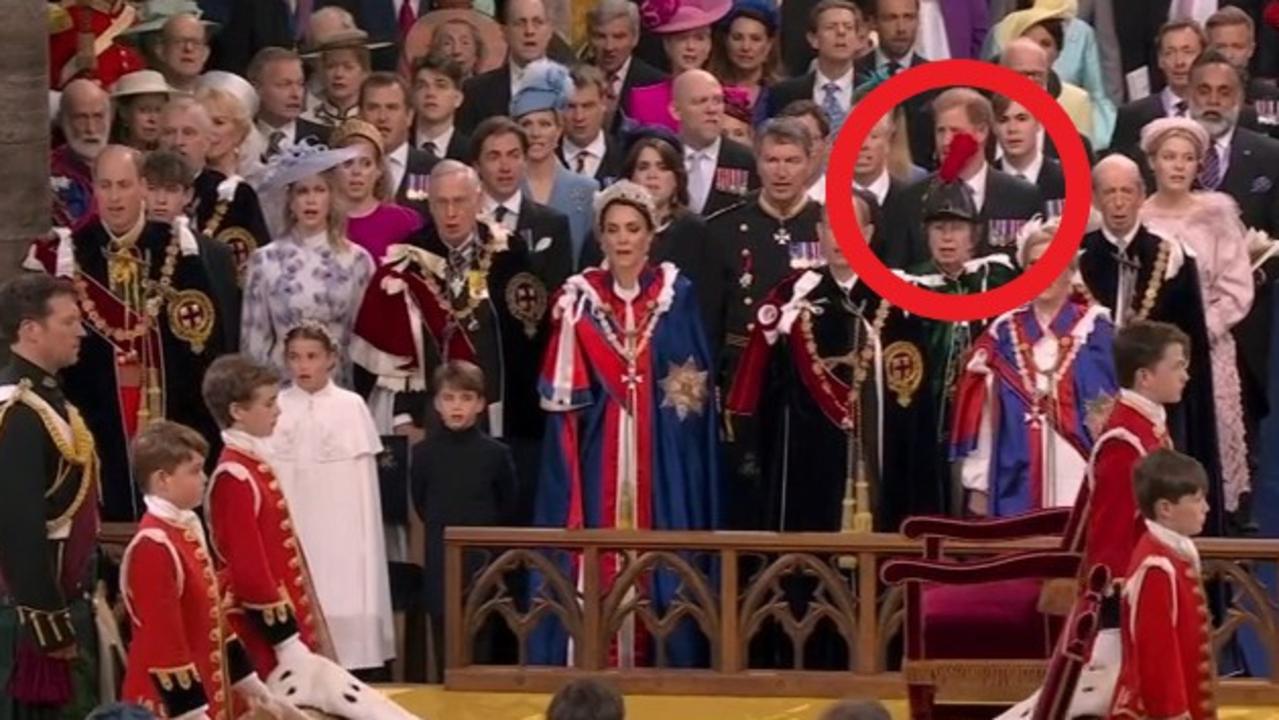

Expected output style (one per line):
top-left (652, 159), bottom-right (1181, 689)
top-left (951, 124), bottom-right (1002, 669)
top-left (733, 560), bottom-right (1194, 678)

top-left (708, 118), bottom-right (825, 529)
top-left (351, 159), bottom-right (549, 523)
top-left (904, 173), bottom-right (1017, 514)
top-left (51, 80), bottom-right (112, 231)
top-left (160, 97), bottom-right (272, 286)
top-left (727, 191), bottom-right (940, 536)
top-left (25, 146), bottom-right (226, 522)
top-left (0, 275), bottom-right (101, 720)
top-left (1078, 155), bottom-right (1224, 535)
top-left (952, 225), bottom-right (1118, 518)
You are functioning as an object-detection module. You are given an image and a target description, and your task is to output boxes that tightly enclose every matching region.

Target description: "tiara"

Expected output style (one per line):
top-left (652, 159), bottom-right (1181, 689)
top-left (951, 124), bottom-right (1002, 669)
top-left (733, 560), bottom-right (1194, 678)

top-left (286, 319), bottom-right (337, 348)
top-left (593, 180), bottom-right (657, 230)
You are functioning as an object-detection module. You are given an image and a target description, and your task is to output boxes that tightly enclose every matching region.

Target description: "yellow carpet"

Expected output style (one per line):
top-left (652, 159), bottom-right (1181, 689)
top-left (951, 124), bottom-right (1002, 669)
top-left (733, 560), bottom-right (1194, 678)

top-left (383, 686), bottom-right (1279, 720)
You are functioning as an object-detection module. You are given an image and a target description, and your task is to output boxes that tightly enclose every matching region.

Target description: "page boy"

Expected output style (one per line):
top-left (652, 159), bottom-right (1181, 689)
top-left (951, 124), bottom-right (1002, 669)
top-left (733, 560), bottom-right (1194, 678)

top-left (201, 354), bottom-right (415, 720)
top-left (411, 360), bottom-right (515, 681)
top-left (1109, 448), bottom-right (1216, 719)
top-left (120, 420), bottom-right (303, 720)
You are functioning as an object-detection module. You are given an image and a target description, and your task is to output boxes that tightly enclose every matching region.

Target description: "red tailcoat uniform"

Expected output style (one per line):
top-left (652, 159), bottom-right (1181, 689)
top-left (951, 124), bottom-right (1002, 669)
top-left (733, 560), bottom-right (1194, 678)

top-left (47, 0), bottom-right (145, 89)
top-left (207, 432), bottom-right (328, 675)
top-left (121, 506), bottom-right (256, 720)
top-left (1065, 390), bottom-right (1173, 582)
top-left (1109, 522), bottom-right (1217, 719)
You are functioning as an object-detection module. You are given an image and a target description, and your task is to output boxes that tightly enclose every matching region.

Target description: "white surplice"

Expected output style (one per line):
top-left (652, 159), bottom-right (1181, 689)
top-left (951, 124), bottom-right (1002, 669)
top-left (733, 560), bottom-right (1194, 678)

top-left (270, 381), bottom-right (395, 669)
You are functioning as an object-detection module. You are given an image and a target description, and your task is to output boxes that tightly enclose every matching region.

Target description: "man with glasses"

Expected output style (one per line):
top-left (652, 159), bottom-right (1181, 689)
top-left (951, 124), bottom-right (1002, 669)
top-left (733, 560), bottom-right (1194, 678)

top-left (155, 13), bottom-right (214, 93)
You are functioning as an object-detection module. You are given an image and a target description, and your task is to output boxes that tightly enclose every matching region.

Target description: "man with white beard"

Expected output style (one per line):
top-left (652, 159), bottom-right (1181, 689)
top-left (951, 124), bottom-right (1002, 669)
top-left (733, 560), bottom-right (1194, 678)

top-left (52, 79), bottom-right (112, 229)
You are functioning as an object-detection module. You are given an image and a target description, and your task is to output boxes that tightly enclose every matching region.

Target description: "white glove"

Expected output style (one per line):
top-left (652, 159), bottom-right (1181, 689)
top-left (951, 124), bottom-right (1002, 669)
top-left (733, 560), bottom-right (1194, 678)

top-left (233, 673), bottom-right (309, 720)
top-left (267, 638), bottom-right (418, 720)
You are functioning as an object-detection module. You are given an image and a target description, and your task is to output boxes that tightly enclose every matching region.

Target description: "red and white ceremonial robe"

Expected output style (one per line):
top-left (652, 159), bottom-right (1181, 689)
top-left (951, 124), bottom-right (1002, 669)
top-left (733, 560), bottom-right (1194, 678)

top-left (207, 430), bottom-right (332, 676)
top-left (121, 497), bottom-right (254, 720)
top-left (1109, 520), bottom-right (1217, 720)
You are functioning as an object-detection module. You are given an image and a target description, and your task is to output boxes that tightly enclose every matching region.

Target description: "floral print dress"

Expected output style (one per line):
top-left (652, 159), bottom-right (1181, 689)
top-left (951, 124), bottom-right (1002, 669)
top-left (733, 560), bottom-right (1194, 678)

top-left (241, 230), bottom-right (375, 387)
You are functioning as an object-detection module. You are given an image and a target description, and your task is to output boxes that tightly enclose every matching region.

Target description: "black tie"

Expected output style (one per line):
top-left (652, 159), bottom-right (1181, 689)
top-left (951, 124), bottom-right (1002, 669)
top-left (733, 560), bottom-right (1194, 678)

top-left (494, 205), bottom-right (509, 224)
top-left (575, 151), bottom-right (589, 174)
top-left (422, 141), bottom-right (439, 157)
top-left (888, 61), bottom-right (902, 76)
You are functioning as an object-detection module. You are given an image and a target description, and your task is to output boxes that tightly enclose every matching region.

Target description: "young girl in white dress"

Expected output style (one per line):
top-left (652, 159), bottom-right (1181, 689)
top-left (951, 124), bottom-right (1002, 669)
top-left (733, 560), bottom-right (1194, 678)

top-left (270, 322), bottom-right (395, 672)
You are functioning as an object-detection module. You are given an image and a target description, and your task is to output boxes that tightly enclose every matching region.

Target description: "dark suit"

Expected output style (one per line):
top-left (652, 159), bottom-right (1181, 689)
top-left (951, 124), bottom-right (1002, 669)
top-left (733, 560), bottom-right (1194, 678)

top-left (457, 64), bottom-right (512, 136)
top-left (314, 0), bottom-right (411, 71)
top-left (999, 156), bottom-right (1066, 204)
top-left (780, 0), bottom-right (818, 77)
top-left (197, 233), bottom-right (242, 351)
top-left (297, 119), bottom-right (331, 146)
top-left (1111, 94), bottom-right (1262, 154)
top-left (855, 53), bottom-right (936, 170)
top-left (867, 175), bottom-right (910, 269)
top-left (205, 0), bottom-right (292, 78)
top-left (701, 138), bottom-right (761, 216)
top-left (394, 145), bottom-right (437, 223)
top-left (512, 196), bottom-right (574, 292)
top-left (884, 167), bottom-right (1045, 269)
top-left (609, 57), bottom-right (666, 136)
top-left (558, 134), bottom-right (625, 188)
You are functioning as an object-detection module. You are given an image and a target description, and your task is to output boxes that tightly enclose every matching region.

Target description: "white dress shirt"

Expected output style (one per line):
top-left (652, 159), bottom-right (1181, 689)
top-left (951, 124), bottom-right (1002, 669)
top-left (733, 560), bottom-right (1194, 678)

top-left (1001, 148), bottom-right (1045, 184)
top-left (813, 66), bottom-right (855, 112)
top-left (1101, 223), bottom-right (1141, 326)
top-left (258, 119), bottom-right (298, 148)
top-left (684, 136), bottom-right (723, 214)
top-left (856, 168), bottom-right (892, 206)
top-left (916, 0), bottom-right (952, 61)
top-left (385, 142), bottom-right (409, 195)
top-left (562, 131), bottom-right (608, 178)
top-left (1161, 86), bottom-right (1189, 118)
top-left (876, 48), bottom-right (917, 71)
top-left (416, 125), bottom-right (455, 156)
top-left (482, 189), bottom-right (522, 231)
top-left (609, 56), bottom-right (633, 100)
top-left (1210, 129), bottom-right (1233, 179)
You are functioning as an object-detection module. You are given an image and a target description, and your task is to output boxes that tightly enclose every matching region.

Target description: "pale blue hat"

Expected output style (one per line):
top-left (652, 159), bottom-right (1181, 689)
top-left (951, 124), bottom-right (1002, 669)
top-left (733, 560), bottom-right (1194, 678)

top-left (510, 59), bottom-right (572, 118)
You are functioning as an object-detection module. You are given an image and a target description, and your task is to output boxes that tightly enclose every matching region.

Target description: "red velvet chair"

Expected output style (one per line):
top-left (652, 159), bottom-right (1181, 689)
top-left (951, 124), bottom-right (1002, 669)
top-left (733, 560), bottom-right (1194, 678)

top-left (880, 508), bottom-right (1083, 719)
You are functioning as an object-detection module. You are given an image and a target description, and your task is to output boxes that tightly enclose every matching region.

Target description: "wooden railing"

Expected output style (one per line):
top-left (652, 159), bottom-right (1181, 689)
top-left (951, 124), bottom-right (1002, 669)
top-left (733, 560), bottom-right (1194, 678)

top-left (441, 528), bottom-right (1279, 704)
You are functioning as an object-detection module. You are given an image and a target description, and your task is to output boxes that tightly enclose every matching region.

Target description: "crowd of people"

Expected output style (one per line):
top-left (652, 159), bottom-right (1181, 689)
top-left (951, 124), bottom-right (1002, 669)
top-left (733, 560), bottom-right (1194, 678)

top-left (6, 0), bottom-right (1279, 718)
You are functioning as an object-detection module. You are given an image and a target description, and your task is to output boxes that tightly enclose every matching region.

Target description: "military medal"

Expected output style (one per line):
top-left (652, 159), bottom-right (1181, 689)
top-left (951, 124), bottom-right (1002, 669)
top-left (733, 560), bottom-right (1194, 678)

top-left (467, 269), bottom-right (488, 300)
top-left (773, 226), bottom-right (791, 245)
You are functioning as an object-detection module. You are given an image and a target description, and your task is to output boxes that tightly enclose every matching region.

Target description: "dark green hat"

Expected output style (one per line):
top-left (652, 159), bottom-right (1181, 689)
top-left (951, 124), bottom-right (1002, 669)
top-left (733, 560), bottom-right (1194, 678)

top-left (922, 181), bottom-right (978, 223)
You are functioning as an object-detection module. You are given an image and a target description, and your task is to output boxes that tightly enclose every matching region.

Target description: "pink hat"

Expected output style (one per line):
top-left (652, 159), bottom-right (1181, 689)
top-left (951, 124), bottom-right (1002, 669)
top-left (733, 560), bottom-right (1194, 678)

top-left (645, 0), bottom-right (733, 35)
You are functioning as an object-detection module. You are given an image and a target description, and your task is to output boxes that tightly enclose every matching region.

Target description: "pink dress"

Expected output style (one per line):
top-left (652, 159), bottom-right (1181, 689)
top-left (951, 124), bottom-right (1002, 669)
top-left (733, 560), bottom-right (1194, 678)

top-left (1141, 191), bottom-right (1255, 510)
top-left (626, 80), bottom-right (679, 131)
top-left (347, 204), bottom-right (424, 262)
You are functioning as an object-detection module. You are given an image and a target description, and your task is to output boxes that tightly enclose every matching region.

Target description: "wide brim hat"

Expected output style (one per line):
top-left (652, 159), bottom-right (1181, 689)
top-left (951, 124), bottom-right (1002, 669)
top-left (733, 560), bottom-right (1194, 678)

top-left (111, 69), bottom-right (180, 98)
top-left (197, 70), bottom-right (260, 118)
top-left (258, 140), bottom-right (362, 192)
top-left (120, 0), bottom-right (220, 37)
top-left (994, 0), bottom-right (1076, 47)
top-left (647, 0), bottom-right (733, 35)
top-left (510, 59), bottom-right (572, 118)
top-left (300, 28), bottom-right (393, 58)
top-left (399, 10), bottom-right (509, 76)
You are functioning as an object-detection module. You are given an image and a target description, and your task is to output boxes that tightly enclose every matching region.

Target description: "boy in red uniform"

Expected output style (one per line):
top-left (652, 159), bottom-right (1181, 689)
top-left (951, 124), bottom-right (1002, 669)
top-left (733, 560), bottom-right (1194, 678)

top-left (120, 420), bottom-right (303, 720)
top-left (1109, 449), bottom-right (1216, 719)
top-left (200, 354), bottom-right (415, 720)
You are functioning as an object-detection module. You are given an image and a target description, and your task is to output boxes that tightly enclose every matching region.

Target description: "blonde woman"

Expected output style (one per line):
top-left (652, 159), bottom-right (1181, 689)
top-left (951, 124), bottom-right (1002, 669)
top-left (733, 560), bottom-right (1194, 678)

top-left (330, 118), bottom-right (423, 261)
top-left (196, 71), bottom-right (266, 182)
top-left (241, 143), bottom-right (375, 387)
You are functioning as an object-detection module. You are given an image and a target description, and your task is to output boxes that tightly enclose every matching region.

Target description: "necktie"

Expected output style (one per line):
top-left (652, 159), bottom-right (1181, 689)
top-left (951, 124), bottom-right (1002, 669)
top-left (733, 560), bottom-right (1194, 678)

top-left (1199, 144), bottom-right (1222, 190)
top-left (494, 205), bottom-right (509, 225)
top-left (266, 130), bottom-right (286, 159)
top-left (1175, 100), bottom-right (1188, 117)
top-left (887, 61), bottom-right (902, 76)
top-left (821, 82), bottom-right (845, 132)
top-left (687, 152), bottom-right (710, 212)
top-left (422, 140), bottom-right (439, 157)
top-left (397, 0), bottom-right (416, 37)
top-left (575, 150), bottom-right (590, 174)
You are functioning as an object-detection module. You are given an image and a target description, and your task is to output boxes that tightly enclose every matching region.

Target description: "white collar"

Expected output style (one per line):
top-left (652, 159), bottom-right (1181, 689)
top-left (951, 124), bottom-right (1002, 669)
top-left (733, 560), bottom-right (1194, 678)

top-left (288, 379), bottom-right (336, 398)
top-left (1119, 388), bottom-right (1168, 428)
top-left (387, 141), bottom-right (409, 166)
top-left (1212, 127), bottom-right (1234, 157)
top-left (1101, 223), bottom-right (1140, 250)
top-left (1161, 86), bottom-right (1187, 116)
top-left (417, 124), bottom-right (454, 150)
top-left (483, 189), bottom-right (523, 216)
top-left (614, 280), bottom-right (641, 302)
top-left (1144, 518), bottom-right (1201, 570)
top-left (257, 118), bottom-right (296, 139)
top-left (857, 168), bottom-right (892, 204)
top-left (222, 428), bottom-right (275, 459)
top-left (611, 56), bottom-right (633, 84)
top-left (144, 494), bottom-right (203, 527)
top-left (875, 48), bottom-right (912, 69)
top-left (1003, 149), bottom-right (1045, 184)
top-left (964, 161), bottom-right (989, 200)
top-left (684, 134), bottom-right (722, 160)
top-left (834, 272), bottom-right (858, 293)
top-left (563, 131), bottom-right (607, 160)
top-left (814, 65), bottom-right (855, 92)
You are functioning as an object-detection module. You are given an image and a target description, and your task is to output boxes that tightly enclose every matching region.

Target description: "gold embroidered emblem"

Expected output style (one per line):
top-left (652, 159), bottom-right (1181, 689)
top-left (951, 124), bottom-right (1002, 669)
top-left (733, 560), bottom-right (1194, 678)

top-left (167, 289), bottom-right (216, 353)
top-left (216, 227), bottom-right (258, 283)
top-left (883, 341), bottom-right (923, 407)
top-left (504, 272), bottom-right (547, 338)
top-left (659, 357), bottom-right (709, 421)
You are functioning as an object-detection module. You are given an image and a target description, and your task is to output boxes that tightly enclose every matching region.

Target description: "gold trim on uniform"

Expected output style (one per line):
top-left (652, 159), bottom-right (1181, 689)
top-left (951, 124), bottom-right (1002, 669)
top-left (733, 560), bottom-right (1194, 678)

top-left (167, 289), bottom-right (216, 354)
top-left (505, 272), bottom-right (548, 338)
top-left (883, 341), bottom-right (924, 407)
